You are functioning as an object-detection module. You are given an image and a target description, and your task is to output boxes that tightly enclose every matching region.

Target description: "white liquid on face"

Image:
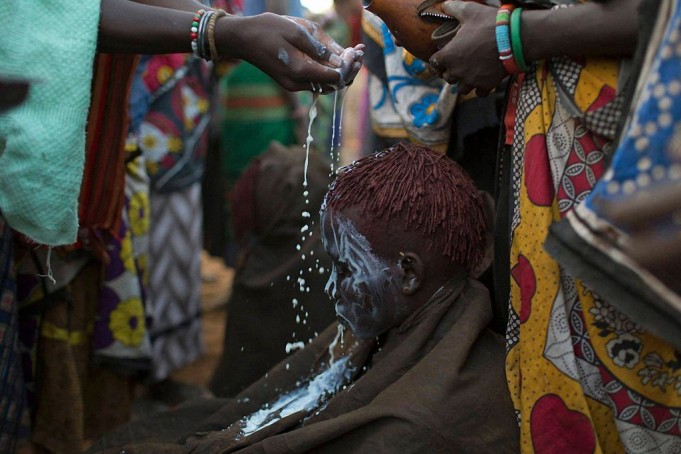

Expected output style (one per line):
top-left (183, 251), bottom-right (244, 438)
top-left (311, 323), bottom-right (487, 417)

top-left (323, 212), bottom-right (388, 298)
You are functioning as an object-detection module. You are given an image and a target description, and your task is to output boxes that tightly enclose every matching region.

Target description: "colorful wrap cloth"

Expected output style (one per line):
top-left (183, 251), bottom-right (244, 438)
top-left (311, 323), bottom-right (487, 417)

top-left (546, 0), bottom-right (681, 351)
top-left (0, 1), bottom-right (100, 245)
top-left (77, 54), bottom-right (139, 259)
top-left (362, 10), bottom-right (458, 152)
top-left (220, 62), bottom-right (297, 187)
top-left (137, 54), bottom-right (211, 193)
top-left (93, 154), bottom-right (153, 375)
top-left (0, 216), bottom-right (24, 452)
top-left (135, 54), bottom-right (211, 381)
top-left (503, 2), bottom-right (681, 451)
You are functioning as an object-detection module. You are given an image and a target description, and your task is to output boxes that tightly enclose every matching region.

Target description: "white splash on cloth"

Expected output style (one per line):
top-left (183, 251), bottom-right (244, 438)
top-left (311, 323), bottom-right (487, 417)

top-left (285, 341), bottom-right (305, 353)
top-left (239, 356), bottom-right (350, 436)
top-left (235, 328), bottom-right (353, 437)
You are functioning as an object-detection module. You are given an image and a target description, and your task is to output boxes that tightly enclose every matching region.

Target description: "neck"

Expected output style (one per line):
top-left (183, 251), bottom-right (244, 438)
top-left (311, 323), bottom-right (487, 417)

top-left (398, 273), bottom-right (467, 334)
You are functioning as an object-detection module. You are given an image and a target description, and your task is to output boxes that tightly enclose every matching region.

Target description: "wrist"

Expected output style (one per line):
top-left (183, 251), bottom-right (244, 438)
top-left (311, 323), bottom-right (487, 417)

top-left (520, 0), bottom-right (638, 63)
top-left (520, 9), bottom-right (554, 63)
top-left (214, 15), bottom-right (247, 60)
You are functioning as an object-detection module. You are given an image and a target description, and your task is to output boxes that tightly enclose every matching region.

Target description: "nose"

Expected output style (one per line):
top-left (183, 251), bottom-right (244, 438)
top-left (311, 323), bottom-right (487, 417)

top-left (325, 268), bottom-right (339, 300)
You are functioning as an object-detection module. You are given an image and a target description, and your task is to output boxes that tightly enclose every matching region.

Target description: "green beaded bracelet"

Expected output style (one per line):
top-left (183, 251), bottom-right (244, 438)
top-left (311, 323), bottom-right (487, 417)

top-left (510, 8), bottom-right (530, 73)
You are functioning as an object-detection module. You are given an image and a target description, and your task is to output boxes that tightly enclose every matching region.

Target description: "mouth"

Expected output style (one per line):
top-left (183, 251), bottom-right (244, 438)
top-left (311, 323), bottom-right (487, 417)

top-left (336, 314), bottom-right (351, 328)
top-left (334, 301), bottom-right (351, 327)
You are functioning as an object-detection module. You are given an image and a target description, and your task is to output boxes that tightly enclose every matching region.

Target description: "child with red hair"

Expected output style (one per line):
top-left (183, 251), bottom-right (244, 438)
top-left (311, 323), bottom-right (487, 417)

top-left (91, 142), bottom-right (518, 453)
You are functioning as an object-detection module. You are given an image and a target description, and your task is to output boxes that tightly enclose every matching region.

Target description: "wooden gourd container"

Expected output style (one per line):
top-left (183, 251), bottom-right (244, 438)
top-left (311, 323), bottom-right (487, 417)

top-left (363, 0), bottom-right (493, 61)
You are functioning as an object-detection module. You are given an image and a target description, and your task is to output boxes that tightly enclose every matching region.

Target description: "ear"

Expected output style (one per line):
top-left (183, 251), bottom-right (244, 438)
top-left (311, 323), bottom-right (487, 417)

top-left (398, 252), bottom-right (424, 295)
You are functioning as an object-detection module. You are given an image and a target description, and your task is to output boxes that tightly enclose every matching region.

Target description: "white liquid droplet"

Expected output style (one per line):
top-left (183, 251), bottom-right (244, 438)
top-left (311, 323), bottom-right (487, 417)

top-left (303, 94), bottom-right (319, 187)
top-left (285, 341), bottom-right (305, 353)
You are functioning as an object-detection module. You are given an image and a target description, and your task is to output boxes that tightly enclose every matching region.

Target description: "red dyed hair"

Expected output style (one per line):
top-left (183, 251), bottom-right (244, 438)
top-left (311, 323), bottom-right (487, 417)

top-left (322, 142), bottom-right (486, 272)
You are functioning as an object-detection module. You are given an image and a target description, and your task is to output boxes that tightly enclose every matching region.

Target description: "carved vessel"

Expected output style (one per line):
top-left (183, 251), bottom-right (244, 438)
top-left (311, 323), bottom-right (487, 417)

top-left (363, 0), bottom-right (489, 61)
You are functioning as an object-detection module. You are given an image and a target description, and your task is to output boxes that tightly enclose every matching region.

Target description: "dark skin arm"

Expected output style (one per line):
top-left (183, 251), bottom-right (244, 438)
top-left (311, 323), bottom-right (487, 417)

top-left (129, 0), bottom-right (208, 11)
top-left (430, 0), bottom-right (642, 95)
top-left (98, 0), bottom-right (363, 92)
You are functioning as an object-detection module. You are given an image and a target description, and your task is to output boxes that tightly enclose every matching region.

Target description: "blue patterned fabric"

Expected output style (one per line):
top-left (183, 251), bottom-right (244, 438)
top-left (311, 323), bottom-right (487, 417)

top-left (364, 11), bottom-right (459, 150)
top-left (584, 4), bottom-right (681, 217)
top-left (0, 216), bottom-right (24, 451)
top-left (546, 1), bottom-right (681, 349)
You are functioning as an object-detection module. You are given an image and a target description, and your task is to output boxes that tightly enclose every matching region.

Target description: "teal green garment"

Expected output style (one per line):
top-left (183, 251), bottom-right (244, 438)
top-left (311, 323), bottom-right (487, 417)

top-left (0, 1), bottom-right (100, 245)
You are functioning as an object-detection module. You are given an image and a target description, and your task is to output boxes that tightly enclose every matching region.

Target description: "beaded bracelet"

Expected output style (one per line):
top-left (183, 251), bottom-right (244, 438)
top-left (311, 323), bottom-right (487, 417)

top-left (510, 8), bottom-right (530, 73)
top-left (207, 9), bottom-right (228, 61)
top-left (190, 9), bottom-right (216, 61)
top-left (199, 10), bottom-right (215, 59)
top-left (190, 9), bottom-right (205, 57)
top-left (495, 4), bottom-right (520, 75)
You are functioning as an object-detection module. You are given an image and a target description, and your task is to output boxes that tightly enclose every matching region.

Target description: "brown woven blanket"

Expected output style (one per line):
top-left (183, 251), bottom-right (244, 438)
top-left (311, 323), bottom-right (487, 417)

top-left (92, 276), bottom-right (518, 453)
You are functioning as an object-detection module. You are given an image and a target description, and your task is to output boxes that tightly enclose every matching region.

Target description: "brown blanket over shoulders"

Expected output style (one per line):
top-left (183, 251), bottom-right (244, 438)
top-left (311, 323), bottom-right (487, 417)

top-left (92, 277), bottom-right (519, 453)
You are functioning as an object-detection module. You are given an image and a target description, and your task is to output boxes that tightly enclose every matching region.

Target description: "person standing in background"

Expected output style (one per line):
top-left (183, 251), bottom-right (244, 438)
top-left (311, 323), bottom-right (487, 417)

top-left (1, 0), bottom-right (362, 451)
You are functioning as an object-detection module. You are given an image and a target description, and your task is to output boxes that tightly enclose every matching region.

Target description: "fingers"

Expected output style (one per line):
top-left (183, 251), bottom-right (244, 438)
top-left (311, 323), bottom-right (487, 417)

top-left (458, 82), bottom-right (474, 95)
top-left (428, 54), bottom-right (444, 78)
top-left (336, 47), bottom-right (359, 82)
top-left (441, 0), bottom-right (470, 22)
top-left (281, 53), bottom-right (345, 91)
top-left (285, 16), bottom-right (345, 66)
top-left (263, 15), bottom-right (364, 93)
top-left (345, 61), bottom-right (363, 86)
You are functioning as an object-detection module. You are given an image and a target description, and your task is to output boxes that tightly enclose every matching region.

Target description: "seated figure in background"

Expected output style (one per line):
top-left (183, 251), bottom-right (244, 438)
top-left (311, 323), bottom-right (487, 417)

top-left (210, 142), bottom-right (337, 397)
top-left (91, 142), bottom-right (519, 453)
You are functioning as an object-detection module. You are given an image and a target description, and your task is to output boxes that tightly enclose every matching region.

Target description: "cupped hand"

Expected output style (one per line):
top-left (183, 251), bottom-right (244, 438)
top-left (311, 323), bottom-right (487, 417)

top-left (429, 1), bottom-right (507, 96)
top-left (227, 13), bottom-right (363, 93)
top-left (284, 16), bottom-right (365, 91)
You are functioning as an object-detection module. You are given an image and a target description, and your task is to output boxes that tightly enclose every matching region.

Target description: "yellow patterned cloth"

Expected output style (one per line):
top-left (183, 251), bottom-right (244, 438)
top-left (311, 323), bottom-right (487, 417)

top-left (506, 56), bottom-right (681, 453)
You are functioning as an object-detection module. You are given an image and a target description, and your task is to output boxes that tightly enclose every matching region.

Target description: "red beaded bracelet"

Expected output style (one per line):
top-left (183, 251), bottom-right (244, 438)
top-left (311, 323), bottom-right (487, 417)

top-left (190, 9), bottom-right (205, 57)
top-left (495, 4), bottom-right (521, 75)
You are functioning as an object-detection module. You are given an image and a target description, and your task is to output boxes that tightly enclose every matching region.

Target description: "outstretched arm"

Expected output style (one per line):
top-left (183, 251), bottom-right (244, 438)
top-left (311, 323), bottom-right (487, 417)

top-left (430, 0), bottom-right (642, 95)
top-left (98, 0), bottom-right (363, 91)
top-left (128, 0), bottom-right (209, 12)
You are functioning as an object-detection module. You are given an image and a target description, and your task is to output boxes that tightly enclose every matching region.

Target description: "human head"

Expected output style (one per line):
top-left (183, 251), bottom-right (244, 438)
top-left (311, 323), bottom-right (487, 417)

top-left (320, 142), bottom-right (486, 338)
